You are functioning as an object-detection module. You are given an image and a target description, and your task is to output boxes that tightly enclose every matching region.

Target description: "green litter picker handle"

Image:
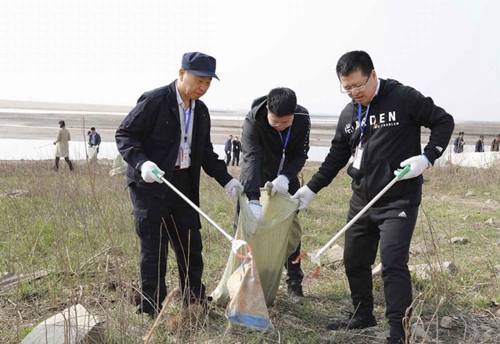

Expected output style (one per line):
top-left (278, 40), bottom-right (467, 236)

top-left (151, 168), bottom-right (252, 259)
top-left (396, 165), bottom-right (411, 180)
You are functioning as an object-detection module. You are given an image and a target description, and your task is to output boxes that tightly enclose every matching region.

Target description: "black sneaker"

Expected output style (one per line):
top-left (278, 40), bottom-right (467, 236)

top-left (386, 337), bottom-right (406, 344)
top-left (287, 284), bottom-right (305, 303)
top-left (326, 314), bottom-right (377, 331)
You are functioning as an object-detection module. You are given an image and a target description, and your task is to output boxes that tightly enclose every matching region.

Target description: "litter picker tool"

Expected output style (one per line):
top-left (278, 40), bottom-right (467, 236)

top-left (152, 168), bottom-right (252, 260)
top-left (293, 165), bottom-right (411, 278)
top-left (37, 143), bottom-right (53, 148)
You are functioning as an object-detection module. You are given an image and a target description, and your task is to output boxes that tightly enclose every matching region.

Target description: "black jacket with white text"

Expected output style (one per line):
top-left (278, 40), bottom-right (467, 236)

top-left (308, 78), bottom-right (454, 201)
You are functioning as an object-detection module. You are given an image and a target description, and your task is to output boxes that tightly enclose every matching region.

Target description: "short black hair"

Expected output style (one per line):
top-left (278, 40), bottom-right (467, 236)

top-left (267, 87), bottom-right (297, 117)
top-left (336, 50), bottom-right (375, 79)
top-left (91, 127), bottom-right (96, 131)
top-left (59, 120), bottom-right (65, 128)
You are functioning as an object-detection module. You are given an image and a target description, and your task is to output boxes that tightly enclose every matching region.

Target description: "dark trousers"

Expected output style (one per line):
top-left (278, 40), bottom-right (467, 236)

top-left (285, 241), bottom-right (303, 285)
top-left (226, 152), bottom-right (231, 166)
top-left (344, 189), bottom-right (420, 338)
top-left (54, 157), bottom-right (73, 171)
top-left (130, 168), bottom-right (204, 314)
top-left (231, 152), bottom-right (240, 166)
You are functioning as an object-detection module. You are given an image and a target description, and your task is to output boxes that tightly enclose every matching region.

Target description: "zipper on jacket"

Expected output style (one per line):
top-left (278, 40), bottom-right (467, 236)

top-left (360, 103), bottom-right (374, 201)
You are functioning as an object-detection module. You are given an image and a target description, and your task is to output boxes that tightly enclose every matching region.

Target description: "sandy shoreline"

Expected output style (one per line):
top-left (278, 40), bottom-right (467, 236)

top-left (1, 99), bottom-right (499, 147)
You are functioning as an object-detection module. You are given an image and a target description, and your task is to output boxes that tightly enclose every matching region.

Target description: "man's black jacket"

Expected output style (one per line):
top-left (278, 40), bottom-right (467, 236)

top-left (115, 81), bottom-right (232, 205)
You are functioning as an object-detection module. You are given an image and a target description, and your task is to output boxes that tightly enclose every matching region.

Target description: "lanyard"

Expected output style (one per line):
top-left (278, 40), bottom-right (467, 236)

top-left (277, 125), bottom-right (292, 176)
top-left (357, 103), bottom-right (370, 147)
top-left (182, 103), bottom-right (192, 142)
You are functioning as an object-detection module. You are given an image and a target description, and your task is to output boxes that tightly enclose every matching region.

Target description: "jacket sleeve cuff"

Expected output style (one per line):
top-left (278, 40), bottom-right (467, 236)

top-left (135, 160), bottom-right (148, 171)
top-left (306, 182), bottom-right (321, 194)
top-left (245, 191), bottom-right (260, 201)
top-left (423, 147), bottom-right (439, 166)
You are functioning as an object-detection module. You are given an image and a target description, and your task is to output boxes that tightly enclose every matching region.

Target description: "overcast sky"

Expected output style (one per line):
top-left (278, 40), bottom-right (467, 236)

top-left (0, 0), bottom-right (498, 122)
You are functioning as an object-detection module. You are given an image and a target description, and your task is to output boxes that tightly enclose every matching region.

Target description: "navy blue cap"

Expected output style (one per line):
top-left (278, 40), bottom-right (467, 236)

top-left (181, 52), bottom-right (219, 80)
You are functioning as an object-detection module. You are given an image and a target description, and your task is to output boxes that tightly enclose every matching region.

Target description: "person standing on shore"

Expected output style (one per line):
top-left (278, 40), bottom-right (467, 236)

top-left (291, 50), bottom-right (454, 343)
top-left (454, 131), bottom-right (465, 153)
top-left (231, 136), bottom-right (242, 166)
top-left (239, 87), bottom-right (310, 303)
top-left (224, 134), bottom-right (233, 166)
top-left (491, 134), bottom-right (500, 152)
top-left (88, 127), bottom-right (101, 156)
top-left (53, 120), bottom-right (74, 172)
top-left (475, 135), bottom-right (485, 152)
top-left (115, 51), bottom-right (242, 317)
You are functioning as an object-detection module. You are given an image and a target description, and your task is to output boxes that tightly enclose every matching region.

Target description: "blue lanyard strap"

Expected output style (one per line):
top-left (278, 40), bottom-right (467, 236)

top-left (278, 125), bottom-right (292, 151)
top-left (182, 103), bottom-right (192, 140)
top-left (357, 103), bottom-right (370, 145)
top-left (277, 125), bottom-right (292, 176)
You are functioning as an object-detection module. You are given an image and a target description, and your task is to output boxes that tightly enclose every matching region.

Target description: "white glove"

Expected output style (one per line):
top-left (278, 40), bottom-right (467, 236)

top-left (224, 178), bottom-right (243, 199)
top-left (394, 154), bottom-right (430, 180)
top-left (270, 174), bottom-right (290, 196)
top-left (290, 185), bottom-right (316, 210)
top-left (248, 201), bottom-right (263, 221)
top-left (140, 161), bottom-right (164, 183)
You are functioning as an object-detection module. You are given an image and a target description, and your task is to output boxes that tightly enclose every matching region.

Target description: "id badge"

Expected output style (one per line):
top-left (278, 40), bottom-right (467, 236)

top-left (180, 141), bottom-right (191, 169)
top-left (353, 146), bottom-right (363, 170)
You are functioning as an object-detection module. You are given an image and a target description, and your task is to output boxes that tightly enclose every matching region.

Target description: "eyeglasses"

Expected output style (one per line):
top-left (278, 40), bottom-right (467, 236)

top-left (267, 114), bottom-right (294, 128)
top-left (268, 119), bottom-right (293, 128)
top-left (340, 72), bottom-right (372, 95)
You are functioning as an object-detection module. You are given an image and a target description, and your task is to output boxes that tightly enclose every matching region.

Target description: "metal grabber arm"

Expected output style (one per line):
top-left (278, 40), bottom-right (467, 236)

top-left (293, 165), bottom-right (411, 278)
top-left (152, 168), bottom-right (252, 260)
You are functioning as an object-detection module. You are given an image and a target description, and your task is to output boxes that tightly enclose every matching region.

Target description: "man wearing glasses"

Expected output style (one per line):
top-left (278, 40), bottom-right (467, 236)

top-left (239, 87), bottom-right (310, 302)
top-left (292, 51), bottom-right (454, 343)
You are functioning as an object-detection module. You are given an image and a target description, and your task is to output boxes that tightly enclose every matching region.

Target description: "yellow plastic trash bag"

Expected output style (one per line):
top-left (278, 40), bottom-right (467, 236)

top-left (212, 187), bottom-right (300, 306)
top-left (226, 259), bottom-right (274, 333)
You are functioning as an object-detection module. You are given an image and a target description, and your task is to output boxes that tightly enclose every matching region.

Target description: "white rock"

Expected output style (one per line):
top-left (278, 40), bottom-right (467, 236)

top-left (410, 243), bottom-right (431, 256)
top-left (325, 244), bottom-right (344, 264)
top-left (440, 316), bottom-right (454, 329)
top-left (450, 237), bottom-right (468, 244)
top-left (412, 323), bottom-right (426, 338)
top-left (409, 262), bottom-right (458, 280)
top-left (21, 304), bottom-right (104, 344)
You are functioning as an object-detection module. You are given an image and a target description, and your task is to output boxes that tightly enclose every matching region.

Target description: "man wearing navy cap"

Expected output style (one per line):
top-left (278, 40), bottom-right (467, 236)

top-left (116, 52), bottom-right (242, 317)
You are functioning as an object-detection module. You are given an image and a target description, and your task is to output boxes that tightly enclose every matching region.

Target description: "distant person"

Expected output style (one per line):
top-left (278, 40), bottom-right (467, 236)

top-left (224, 134), bottom-right (233, 166)
top-left (475, 135), bottom-right (485, 152)
top-left (231, 136), bottom-right (242, 166)
top-left (115, 51), bottom-right (242, 317)
top-left (88, 127), bottom-right (102, 155)
top-left (239, 87), bottom-right (310, 303)
top-left (491, 134), bottom-right (500, 152)
top-left (453, 131), bottom-right (465, 153)
top-left (53, 120), bottom-right (74, 172)
top-left (291, 51), bottom-right (454, 343)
